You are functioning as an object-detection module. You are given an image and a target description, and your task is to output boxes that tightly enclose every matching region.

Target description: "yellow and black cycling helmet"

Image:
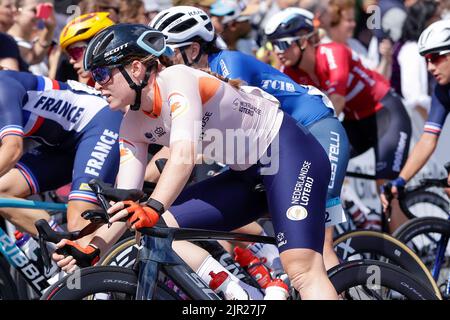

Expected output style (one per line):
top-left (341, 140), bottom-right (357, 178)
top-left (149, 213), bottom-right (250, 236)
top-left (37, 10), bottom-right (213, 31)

top-left (60, 12), bottom-right (115, 51)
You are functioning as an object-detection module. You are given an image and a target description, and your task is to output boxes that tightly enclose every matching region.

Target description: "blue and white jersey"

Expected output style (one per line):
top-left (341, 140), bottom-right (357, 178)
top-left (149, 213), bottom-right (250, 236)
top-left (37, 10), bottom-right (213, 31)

top-left (424, 83), bottom-right (450, 136)
top-left (0, 70), bottom-right (122, 204)
top-left (1, 71), bottom-right (109, 143)
top-left (208, 50), bottom-right (335, 127)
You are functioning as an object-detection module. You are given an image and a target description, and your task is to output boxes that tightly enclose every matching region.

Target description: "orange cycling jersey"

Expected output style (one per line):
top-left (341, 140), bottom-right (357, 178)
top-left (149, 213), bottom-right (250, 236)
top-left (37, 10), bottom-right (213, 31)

top-left (118, 65), bottom-right (284, 188)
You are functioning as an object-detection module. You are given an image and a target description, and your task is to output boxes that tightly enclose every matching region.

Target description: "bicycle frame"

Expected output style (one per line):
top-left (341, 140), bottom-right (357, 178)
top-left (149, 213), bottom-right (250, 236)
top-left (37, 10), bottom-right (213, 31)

top-left (133, 226), bottom-right (276, 300)
top-left (397, 178), bottom-right (450, 294)
top-left (432, 216), bottom-right (450, 295)
top-left (0, 198), bottom-right (67, 295)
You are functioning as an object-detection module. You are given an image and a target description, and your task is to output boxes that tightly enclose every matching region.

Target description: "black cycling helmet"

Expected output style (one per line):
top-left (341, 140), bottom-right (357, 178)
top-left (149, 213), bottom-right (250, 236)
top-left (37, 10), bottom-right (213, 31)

top-left (83, 23), bottom-right (170, 111)
top-left (264, 8), bottom-right (314, 41)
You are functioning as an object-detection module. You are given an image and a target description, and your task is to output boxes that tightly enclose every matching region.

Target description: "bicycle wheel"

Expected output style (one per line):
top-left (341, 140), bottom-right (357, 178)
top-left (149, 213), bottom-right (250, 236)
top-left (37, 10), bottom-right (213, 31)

top-left (0, 254), bottom-right (19, 300)
top-left (99, 237), bottom-right (139, 267)
top-left (394, 217), bottom-right (450, 297)
top-left (328, 259), bottom-right (439, 300)
top-left (402, 190), bottom-right (449, 220)
top-left (41, 266), bottom-right (181, 300)
top-left (333, 230), bottom-right (440, 297)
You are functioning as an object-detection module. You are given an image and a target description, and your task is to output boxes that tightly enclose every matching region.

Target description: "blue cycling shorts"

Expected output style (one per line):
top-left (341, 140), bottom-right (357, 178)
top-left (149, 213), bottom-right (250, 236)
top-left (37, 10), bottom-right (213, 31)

top-left (16, 113), bottom-right (120, 204)
top-left (307, 116), bottom-right (350, 227)
top-left (170, 114), bottom-right (331, 254)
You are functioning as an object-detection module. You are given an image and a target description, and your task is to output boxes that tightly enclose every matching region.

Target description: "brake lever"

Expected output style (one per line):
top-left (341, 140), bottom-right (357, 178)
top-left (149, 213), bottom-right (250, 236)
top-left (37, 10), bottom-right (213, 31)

top-left (38, 232), bottom-right (52, 273)
top-left (382, 182), bottom-right (394, 222)
top-left (81, 209), bottom-right (109, 224)
top-left (88, 179), bottom-right (112, 227)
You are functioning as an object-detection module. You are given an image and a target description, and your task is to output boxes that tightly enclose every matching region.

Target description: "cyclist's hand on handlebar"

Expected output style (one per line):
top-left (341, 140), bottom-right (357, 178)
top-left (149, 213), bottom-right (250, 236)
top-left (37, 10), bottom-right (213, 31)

top-left (107, 200), bottom-right (159, 230)
top-left (52, 239), bottom-right (100, 272)
top-left (380, 177), bottom-right (406, 211)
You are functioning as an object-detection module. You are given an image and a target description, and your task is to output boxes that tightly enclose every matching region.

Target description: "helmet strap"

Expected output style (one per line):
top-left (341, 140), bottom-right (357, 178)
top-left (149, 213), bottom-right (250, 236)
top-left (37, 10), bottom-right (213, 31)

top-left (293, 40), bottom-right (305, 68)
top-left (119, 65), bottom-right (153, 111)
top-left (180, 45), bottom-right (203, 67)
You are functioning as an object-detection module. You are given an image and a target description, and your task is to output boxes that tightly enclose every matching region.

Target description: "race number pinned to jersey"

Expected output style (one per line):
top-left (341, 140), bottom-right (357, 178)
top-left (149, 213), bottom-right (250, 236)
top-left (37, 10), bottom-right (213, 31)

top-left (169, 92), bottom-right (189, 119)
top-left (119, 138), bottom-right (137, 164)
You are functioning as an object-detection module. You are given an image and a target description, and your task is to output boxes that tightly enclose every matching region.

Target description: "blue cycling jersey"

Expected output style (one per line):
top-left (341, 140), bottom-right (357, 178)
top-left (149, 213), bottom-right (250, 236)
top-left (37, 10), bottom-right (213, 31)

top-left (208, 50), bottom-right (334, 127)
top-left (0, 70), bottom-right (122, 203)
top-left (424, 83), bottom-right (450, 136)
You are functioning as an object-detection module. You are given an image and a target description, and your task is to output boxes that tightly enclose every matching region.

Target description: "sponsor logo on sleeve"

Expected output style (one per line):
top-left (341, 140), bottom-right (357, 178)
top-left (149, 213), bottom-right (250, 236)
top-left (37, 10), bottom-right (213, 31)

top-left (119, 138), bottom-right (137, 164)
top-left (169, 92), bottom-right (189, 119)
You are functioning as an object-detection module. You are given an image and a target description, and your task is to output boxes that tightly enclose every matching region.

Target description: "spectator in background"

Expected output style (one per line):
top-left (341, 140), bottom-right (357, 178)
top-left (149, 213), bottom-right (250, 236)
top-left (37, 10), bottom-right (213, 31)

top-left (391, 0), bottom-right (442, 119)
top-left (172, 0), bottom-right (216, 13)
top-left (0, 0), bottom-right (28, 70)
top-left (53, 1), bottom-right (118, 81)
top-left (8, 0), bottom-right (56, 75)
top-left (321, 0), bottom-right (393, 79)
top-left (119, 0), bottom-right (148, 24)
top-left (59, 12), bottom-right (115, 85)
top-left (367, 0), bottom-right (406, 70)
top-left (143, 0), bottom-right (162, 22)
top-left (79, 0), bottom-right (120, 22)
top-left (210, 0), bottom-right (259, 54)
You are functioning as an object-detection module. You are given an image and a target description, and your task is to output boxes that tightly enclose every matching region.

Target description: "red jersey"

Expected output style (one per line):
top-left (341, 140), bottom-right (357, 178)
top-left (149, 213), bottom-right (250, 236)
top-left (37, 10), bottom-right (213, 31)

top-left (283, 42), bottom-right (390, 120)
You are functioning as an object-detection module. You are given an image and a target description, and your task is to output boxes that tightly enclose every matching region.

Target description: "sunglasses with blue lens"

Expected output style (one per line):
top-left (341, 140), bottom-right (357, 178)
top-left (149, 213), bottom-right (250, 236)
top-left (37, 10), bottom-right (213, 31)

top-left (91, 65), bottom-right (119, 85)
top-left (271, 36), bottom-right (301, 53)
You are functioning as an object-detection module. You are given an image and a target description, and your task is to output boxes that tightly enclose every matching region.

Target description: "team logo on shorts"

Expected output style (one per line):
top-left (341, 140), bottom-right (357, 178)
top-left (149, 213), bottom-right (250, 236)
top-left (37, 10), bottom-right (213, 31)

top-left (286, 205), bottom-right (308, 221)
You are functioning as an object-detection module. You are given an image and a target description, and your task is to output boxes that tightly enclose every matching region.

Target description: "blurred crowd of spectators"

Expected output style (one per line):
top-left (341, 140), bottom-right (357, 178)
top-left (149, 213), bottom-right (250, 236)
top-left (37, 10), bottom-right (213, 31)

top-left (1, 0), bottom-right (449, 118)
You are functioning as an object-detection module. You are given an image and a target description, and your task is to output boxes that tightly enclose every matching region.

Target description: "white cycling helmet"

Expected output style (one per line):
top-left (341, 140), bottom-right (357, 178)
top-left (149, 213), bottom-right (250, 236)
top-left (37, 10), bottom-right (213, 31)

top-left (418, 20), bottom-right (450, 56)
top-left (264, 7), bottom-right (314, 40)
top-left (149, 6), bottom-right (215, 46)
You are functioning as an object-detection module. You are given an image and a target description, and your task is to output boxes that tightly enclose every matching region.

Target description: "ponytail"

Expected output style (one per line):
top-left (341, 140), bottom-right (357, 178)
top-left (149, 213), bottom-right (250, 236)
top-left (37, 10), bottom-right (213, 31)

top-left (200, 68), bottom-right (242, 89)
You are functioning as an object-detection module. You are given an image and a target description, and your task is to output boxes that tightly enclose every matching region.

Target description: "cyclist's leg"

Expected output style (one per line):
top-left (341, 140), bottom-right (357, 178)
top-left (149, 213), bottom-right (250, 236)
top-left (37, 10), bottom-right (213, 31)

top-left (374, 91), bottom-right (412, 232)
top-left (0, 167), bottom-right (49, 234)
top-left (308, 116), bottom-right (350, 270)
top-left (261, 115), bottom-right (337, 299)
top-left (0, 145), bottom-right (74, 234)
top-left (165, 169), bottom-right (268, 298)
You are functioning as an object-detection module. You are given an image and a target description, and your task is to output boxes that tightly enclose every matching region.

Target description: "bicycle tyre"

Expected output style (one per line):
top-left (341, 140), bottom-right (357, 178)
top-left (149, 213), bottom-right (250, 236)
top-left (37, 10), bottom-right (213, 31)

top-left (333, 230), bottom-right (441, 297)
top-left (394, 217), bottom-right (450, 242)
top-left (401, 190), bottom-right (449, 220)
top-left (41, 266), bottom-right (181, 300)
top-left (99, 237), bottom-right (138, 267)
top-left (0, 254), bottom-right (19, 300)
top-left (328, 259), bottom-right (439, 300)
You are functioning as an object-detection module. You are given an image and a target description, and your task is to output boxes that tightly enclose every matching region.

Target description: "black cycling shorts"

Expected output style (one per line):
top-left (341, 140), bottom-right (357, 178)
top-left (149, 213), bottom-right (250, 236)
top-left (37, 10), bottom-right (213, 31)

top-left (343, 90), bottom-right (412, 180)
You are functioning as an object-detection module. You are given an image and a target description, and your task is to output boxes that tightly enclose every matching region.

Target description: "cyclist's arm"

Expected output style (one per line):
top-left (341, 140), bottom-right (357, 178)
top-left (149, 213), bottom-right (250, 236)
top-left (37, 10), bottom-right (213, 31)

top-left (149, 140), bottom-right (196, 209)
top-left (397, 132), bottom-right (438, 182)
top-left (399, 86), bottom-right (448, 183)
top-left (322, 45), bottom-right (350, 116)
top-left (0, 75), bottom-right (27, 177)
top-left (0, 135), bottom-right (23, 177)
top-left (0, 58), bottom-right (19, 71)
top-left (86, 138), bottom-right (150, 255)
top-left (144, 146), bottom-right (171, 183)
top-left (328, 94), bottom-right (346, 116)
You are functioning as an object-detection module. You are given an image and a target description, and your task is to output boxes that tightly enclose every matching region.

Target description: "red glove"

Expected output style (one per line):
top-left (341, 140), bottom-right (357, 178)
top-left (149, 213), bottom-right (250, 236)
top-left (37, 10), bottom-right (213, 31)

top-left (123, 200), bottom-right (160, 230)
top-left (56, 241), bottom-right (100, 268)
